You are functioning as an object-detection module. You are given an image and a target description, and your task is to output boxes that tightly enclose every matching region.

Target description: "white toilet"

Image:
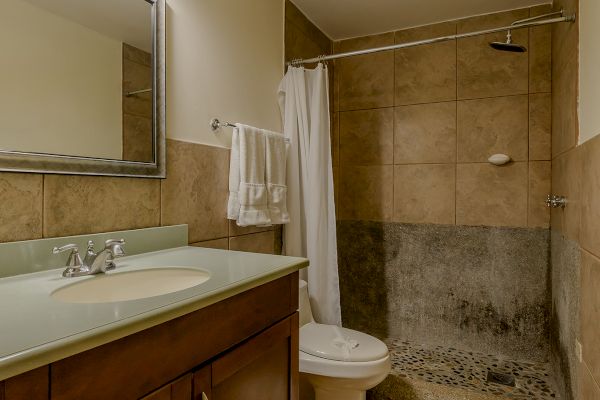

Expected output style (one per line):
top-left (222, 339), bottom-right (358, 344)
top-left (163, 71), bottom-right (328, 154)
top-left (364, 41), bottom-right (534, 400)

top-left (298, 280), bottom-right (391, 400)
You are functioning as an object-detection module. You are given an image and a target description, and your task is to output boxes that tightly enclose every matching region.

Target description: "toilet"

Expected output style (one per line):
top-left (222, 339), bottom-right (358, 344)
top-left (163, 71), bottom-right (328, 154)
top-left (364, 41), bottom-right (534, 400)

top-left (298, 280), bottom-right (391, 400)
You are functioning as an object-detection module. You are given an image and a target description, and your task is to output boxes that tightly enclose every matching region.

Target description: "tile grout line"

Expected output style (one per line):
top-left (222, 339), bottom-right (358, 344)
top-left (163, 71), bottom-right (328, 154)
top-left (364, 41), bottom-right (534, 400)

top-left (455, 22), bottom-right (459, 226)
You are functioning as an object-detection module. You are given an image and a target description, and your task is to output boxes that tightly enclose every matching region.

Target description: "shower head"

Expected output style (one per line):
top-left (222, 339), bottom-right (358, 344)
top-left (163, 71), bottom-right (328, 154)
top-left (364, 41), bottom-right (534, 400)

top-left (489, 30), bottom-right (527, 52)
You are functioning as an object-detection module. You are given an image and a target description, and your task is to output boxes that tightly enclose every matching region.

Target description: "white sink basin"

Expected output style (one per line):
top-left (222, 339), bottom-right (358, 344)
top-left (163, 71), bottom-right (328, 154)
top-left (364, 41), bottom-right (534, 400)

top-left (51, 268), bottom-right (210, 303)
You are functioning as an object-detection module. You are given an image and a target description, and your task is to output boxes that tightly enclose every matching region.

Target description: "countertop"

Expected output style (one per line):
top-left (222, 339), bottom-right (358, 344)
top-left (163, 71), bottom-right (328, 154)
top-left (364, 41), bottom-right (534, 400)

top-left (0, 246), bottom-right (308, 381)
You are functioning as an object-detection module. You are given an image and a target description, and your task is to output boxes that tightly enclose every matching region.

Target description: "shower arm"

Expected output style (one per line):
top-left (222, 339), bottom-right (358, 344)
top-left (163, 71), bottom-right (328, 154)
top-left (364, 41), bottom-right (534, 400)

top-left (511, 10), bottom-right (565, 26)
top-left (288, 11), bottom-right (576, 66)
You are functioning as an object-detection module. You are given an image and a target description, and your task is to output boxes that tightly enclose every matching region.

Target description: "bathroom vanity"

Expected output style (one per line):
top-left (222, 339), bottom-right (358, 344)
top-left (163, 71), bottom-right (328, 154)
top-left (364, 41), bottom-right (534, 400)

top-left (0, 226), bottom-right (308, 400)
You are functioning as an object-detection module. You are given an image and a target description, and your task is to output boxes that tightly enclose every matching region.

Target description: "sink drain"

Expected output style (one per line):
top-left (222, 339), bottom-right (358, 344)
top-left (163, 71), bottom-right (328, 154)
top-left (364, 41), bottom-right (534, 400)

top-left (487, 371), bottom-right (516, 387)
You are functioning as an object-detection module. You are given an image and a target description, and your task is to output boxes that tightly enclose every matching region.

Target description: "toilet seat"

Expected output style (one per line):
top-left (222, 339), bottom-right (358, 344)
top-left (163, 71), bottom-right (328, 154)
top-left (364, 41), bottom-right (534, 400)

top-left (300, 323), bottom-right (389, 362)
top-left (299, 323), bottom-right (391, 379)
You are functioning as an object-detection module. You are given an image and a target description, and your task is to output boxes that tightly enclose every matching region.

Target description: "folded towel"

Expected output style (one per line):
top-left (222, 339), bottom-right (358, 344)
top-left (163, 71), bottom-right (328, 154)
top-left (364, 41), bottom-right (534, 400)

top-left (264, 131), bottom-right (289, 225)
top-left (228, 124), bottom-right (271, 227)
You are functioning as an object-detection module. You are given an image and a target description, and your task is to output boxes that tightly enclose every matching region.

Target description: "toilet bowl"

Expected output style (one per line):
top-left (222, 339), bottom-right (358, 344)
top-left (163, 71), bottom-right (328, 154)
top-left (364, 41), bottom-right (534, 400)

top-left (298, 280), bottom-right (391, 400)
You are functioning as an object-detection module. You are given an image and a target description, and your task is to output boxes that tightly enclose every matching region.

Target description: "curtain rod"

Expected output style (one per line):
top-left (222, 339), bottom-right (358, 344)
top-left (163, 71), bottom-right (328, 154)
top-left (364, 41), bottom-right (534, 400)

top-left (288, 11), bottom-right (575, 66)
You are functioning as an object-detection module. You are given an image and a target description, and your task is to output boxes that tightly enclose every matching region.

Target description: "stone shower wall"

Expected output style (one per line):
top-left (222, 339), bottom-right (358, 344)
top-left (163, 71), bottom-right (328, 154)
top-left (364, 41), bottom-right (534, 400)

top-left (338, 220), bottom-right (550, 362)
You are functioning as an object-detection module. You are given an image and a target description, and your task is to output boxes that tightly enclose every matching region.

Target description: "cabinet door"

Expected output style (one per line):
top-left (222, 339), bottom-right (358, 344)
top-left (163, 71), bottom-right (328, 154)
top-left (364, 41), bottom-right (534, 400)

top-left (192, 365), bottom-right (211, 400)
top-left (141, 374), bottom-right (192, 400)
top-left (206, 313), bottom-right (298, 400)
top-left (1, 367), bottom-right (48, 400)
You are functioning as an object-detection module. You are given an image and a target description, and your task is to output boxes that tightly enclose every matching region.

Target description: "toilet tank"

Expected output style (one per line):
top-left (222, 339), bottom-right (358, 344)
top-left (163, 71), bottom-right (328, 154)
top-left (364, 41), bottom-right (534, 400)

top-left (299, 279), bottom-right (315, 327)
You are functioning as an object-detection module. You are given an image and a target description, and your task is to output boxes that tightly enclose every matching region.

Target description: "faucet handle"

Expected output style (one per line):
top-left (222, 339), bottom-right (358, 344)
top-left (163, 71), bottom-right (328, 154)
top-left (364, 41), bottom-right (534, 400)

top-left (105, 239), bottom-right (126, 256)
top-left (52, 244), bottom-right (83, 267)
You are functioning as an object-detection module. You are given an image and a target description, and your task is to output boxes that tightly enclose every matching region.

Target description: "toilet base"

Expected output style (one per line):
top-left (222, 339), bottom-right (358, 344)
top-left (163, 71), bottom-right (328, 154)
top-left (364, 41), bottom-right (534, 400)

top-left (314, 387), bottom-right (366, 400)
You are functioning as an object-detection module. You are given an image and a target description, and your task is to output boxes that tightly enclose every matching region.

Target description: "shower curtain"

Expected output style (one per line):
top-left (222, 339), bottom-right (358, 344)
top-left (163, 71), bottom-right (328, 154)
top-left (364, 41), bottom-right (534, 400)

top-left (278, 64), bottom-right (341, 326)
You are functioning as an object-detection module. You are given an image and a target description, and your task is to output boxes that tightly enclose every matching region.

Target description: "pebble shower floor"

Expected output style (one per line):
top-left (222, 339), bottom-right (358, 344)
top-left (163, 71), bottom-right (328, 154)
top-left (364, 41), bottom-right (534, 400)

top-left (383, 339), bottom-right (560, 399)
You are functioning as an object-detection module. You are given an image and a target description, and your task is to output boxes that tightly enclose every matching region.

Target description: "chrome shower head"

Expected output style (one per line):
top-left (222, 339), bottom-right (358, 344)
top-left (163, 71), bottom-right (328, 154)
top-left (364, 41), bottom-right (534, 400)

top-left (489, 30), bottom-right (527, 52)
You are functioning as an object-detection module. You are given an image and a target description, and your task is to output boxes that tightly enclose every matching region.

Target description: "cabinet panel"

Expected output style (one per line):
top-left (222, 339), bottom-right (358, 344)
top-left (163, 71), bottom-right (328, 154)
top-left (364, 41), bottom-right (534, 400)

top-left (3, 366), bottom-right (48, 400)
top-left (192, 365), bottom-right (211, 400)
top-left (51, 274), bottom-right (296, 400)
top-left (141, 373), bottom-right (192, 400)
top-left (211, 316), bottom-right (295, 400)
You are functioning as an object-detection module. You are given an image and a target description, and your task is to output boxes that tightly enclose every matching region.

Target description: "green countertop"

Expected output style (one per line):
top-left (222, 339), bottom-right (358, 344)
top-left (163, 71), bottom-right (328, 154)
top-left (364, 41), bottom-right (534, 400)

top-left (0, 246), bottom-right (308, 381)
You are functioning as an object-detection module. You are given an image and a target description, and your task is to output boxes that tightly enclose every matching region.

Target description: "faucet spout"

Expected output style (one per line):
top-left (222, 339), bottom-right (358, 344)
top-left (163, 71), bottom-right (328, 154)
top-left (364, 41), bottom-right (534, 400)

top-left (57, 239), bottom-right (126, 277)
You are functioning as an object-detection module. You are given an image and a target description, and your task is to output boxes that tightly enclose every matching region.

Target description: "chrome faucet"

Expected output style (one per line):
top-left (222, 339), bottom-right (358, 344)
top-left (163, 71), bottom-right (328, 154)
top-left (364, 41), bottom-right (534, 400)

top-left (53, 239), bottom-right (126, 277)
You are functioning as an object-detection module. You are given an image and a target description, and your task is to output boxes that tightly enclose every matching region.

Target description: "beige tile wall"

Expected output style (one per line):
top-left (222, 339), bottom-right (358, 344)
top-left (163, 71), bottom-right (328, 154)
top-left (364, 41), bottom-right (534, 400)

top-left (550, 0), bottom-right (600, 396)
top-left (333, 6), bottom-right (552, 229)
top-left (0, 139), bottom-right (275, 254)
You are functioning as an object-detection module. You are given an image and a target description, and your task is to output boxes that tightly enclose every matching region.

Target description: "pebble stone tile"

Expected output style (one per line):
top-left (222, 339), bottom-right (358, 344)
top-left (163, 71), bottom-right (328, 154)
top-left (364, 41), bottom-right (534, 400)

top-left (385, 339), bottom-right (560, 399)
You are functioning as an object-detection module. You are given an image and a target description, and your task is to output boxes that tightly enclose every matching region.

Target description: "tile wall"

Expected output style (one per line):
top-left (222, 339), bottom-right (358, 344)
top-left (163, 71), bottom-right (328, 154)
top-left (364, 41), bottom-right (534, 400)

top-left (550, 0), bottom-right (600, 398)
top-left (0, 139), bottom-right (276, 254)
top-left (332, 7), bottom-right (552, 229)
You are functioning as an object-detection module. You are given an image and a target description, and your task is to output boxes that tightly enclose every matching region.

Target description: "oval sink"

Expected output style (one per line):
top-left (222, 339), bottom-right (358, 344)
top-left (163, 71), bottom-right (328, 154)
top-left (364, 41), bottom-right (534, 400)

top-left (51, 268), bottom-right (210, 303)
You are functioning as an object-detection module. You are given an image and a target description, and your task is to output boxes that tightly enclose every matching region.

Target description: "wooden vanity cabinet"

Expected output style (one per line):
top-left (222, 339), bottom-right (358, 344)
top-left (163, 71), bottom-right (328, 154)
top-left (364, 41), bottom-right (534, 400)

top-left (1, 272), bottom-right (299, 400)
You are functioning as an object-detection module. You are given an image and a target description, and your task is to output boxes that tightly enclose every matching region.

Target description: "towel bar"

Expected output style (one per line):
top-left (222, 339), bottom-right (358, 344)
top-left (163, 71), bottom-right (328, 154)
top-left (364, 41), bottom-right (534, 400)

top-left (210, 118), bottom-right (290, 143)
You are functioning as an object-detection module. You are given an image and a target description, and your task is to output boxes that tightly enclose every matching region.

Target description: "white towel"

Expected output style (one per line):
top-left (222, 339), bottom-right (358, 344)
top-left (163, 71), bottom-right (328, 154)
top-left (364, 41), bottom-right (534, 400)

top-left (265, 131), bottom-right (289, 224)
top-left (228, 124), bottom-right (271, 227)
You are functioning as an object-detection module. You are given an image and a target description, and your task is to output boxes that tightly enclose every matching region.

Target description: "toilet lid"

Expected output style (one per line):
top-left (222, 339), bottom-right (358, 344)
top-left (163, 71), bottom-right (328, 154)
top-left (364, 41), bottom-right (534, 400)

top-left (299, 323), bottom-right (389, 362)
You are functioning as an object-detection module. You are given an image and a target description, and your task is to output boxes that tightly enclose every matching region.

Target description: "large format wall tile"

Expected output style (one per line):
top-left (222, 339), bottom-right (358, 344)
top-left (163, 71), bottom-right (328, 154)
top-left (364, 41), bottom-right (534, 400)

top-left (529, 25), bottom-right (552, 93)
top-left (552, 56), bottom-right (579, 157)
top-left (393, 164), bottom-right (455, 224)
top-left (457, 95), bottom-right (529, 162)
top-left (44, 175), bottom-right (160, 238)
top-left (340, 108), bottom-right (393, 165)
top-left (339, 165), bottom-right (393, 221)
top-left (529, 161), bottom-right (551, 228)
top-left (161, 139), bottom-right (229, 243)
top-left (229, 231), bottom-right (275, 254)
top-left (336, 33), bottom-right (395, 111)
top-left (285, 0), bottom-right (330, 54)
top-left (191, 238), bottom-right (229, 250)
top-left (456, 162), bottom-right (528, 227)
top-left (529, 93), bottom-right (552, 161)
top-left (395, 22), bottom-right (457, 105)
top-left (457, 10), bottom-right (529, 99)
top-left (0, 173), bottom-right (42, 243)
top-left (529, 4), bottom-right (553, 93)
top-left (581, 135), bottom-right (600, 257)
top-left (394, 102), bottom-right (457, 164)
top-left (581, 250), bottom-right (600, 385)
top-left (551, 148), bottom-right (581, 241)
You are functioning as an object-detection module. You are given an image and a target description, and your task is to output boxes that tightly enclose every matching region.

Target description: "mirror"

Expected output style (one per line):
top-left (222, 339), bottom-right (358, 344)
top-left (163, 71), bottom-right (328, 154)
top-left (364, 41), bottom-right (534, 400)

top-left (0, 0), bottom-right (165, 178)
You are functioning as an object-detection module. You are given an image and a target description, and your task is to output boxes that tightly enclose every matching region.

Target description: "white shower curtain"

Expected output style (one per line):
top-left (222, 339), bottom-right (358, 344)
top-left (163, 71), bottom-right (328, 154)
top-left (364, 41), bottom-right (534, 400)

top-left (278, 63), bottom-right (341, 326)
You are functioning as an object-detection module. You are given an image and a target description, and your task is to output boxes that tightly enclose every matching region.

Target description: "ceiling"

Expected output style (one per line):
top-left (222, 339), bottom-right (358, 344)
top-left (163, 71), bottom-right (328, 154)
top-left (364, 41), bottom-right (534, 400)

top-left (23, 0), bottom-right (152, 52)
top-left (291, 0), bottom-right (552, 40)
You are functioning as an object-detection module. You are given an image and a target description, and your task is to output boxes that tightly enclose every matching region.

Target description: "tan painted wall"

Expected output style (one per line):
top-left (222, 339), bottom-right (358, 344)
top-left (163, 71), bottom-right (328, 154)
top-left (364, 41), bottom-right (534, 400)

top-left (0, 0), bottom-right (123, 159)
top-left (578, 0), bottom-right (600, 144)
top-left (166, 0), bottom-right (285, 148)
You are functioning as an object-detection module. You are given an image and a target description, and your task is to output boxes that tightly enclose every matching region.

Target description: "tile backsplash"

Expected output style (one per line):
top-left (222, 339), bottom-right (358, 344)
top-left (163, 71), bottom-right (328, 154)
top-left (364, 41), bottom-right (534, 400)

top-left (0, 139), bottom-right (275, 254)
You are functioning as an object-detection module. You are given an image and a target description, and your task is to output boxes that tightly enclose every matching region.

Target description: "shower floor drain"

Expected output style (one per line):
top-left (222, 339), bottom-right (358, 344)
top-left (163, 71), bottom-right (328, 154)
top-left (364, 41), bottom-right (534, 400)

top-left (487, 371), bottom-right (516, 387)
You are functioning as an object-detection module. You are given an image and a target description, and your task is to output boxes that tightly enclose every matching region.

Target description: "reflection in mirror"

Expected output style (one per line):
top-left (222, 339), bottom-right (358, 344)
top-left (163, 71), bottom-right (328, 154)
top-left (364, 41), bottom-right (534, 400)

top-left (0, 0), bottom-right (154, 163)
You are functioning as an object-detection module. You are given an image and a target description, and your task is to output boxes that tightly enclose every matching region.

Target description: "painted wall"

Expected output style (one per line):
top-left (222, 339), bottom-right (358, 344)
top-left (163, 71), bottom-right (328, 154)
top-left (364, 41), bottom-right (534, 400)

top-left (0, 0), bottom-right (123, 159)
top-left (166, 0), bottom-right (285, 148)
top-left (578, 0), bottom-right (600, 144)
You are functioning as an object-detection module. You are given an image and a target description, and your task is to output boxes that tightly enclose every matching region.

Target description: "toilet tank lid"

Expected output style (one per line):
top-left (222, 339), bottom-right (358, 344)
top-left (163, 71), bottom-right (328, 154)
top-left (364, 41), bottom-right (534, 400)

top-left (299, 323), bottom-right (389, 362)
